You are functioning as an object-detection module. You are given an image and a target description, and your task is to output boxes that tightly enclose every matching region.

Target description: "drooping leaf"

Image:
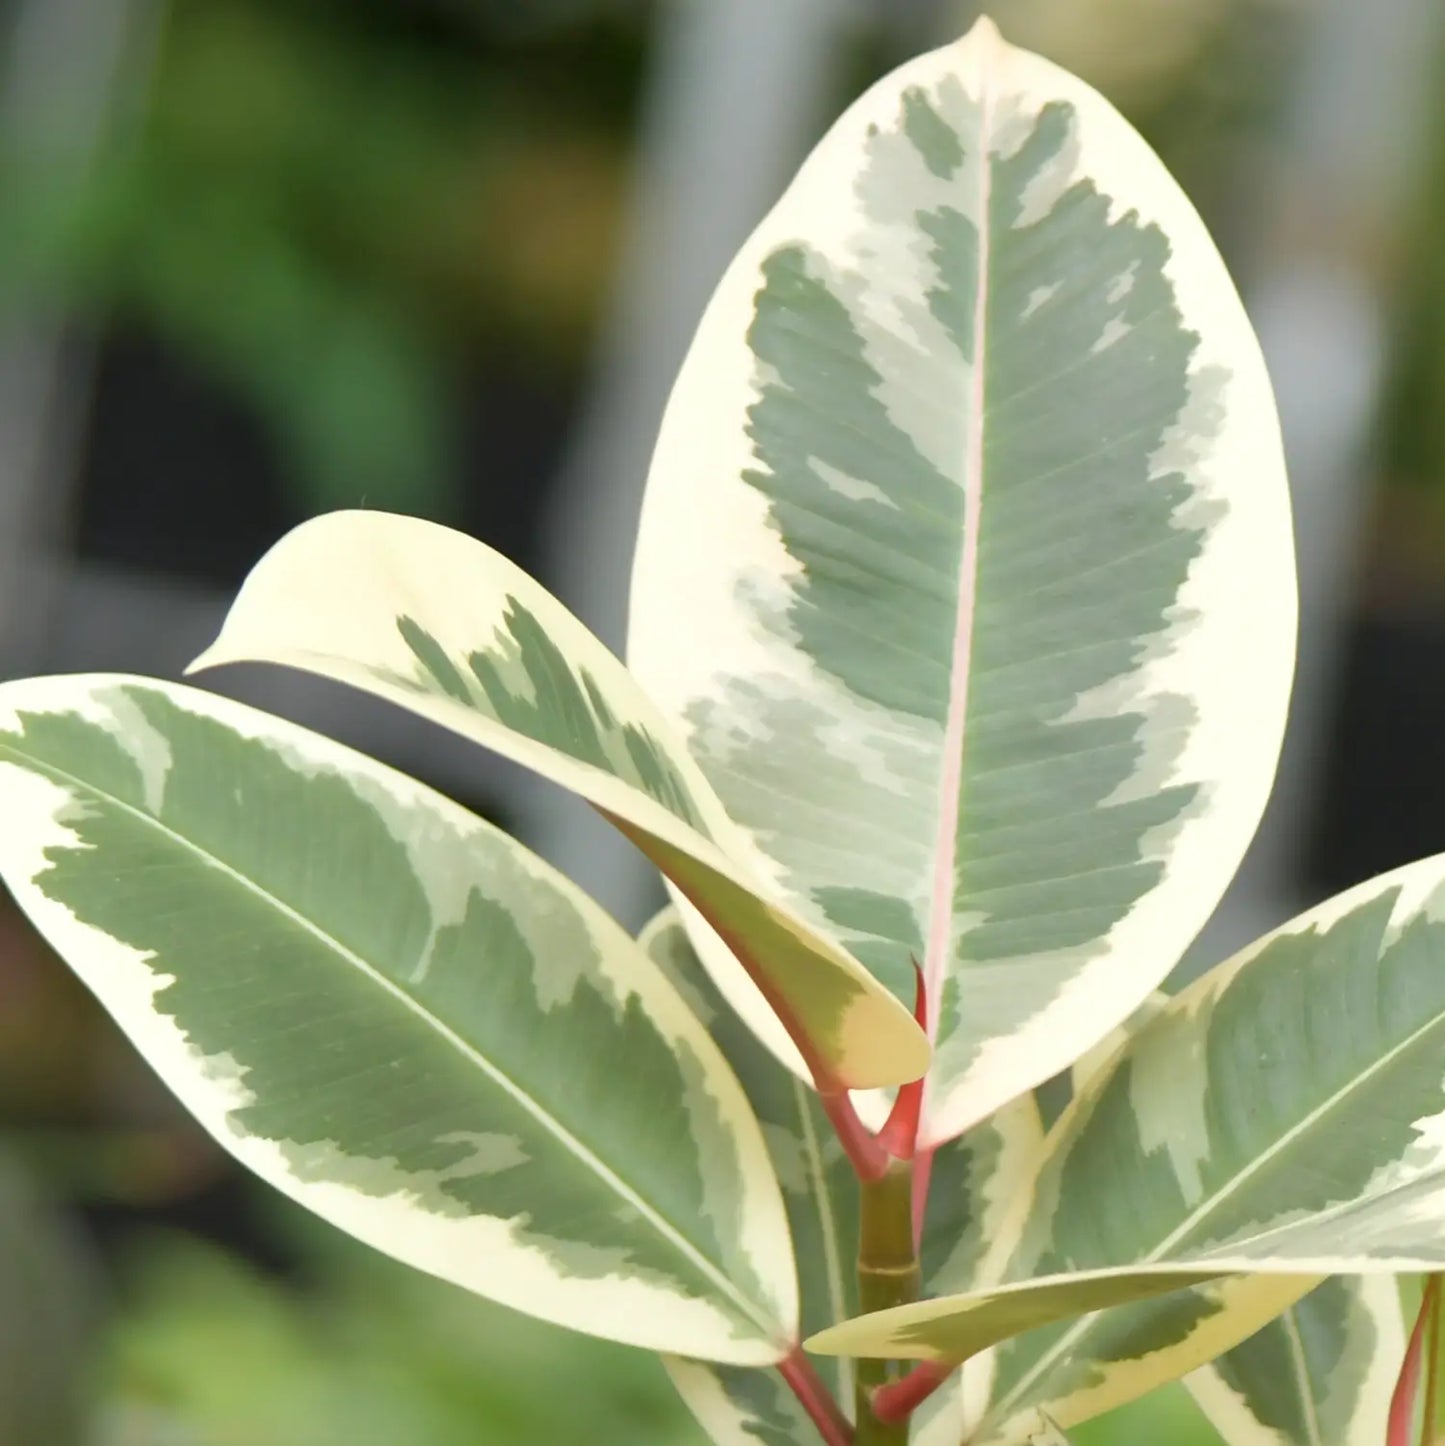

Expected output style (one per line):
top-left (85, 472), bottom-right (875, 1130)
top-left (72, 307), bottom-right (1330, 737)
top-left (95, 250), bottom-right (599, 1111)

top-left (1186, 1276), bottom-right (1404, 1446)
top-left (807, 852), bottom-right (1445, 1435)
top-left (627, 14), bottom-right (1295, 1146)
top-left (643, 907), bottom-right (1032, 1443)
top-left (0, 674), bottom-right (795, 1364)
top-left (189, 509), bottom-right (927, 1093)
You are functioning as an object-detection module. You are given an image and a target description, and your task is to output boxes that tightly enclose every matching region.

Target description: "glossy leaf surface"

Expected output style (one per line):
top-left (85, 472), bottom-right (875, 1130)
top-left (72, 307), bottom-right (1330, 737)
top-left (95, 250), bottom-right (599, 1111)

top-left (0, 675), bottom-right (795, 1364)
top-left (628, 15), bottom-right (1295, 1144)
top-left (191, 510), bottom-right (928, 1092)
top-left (1187, 1276), bottom-right (1403, 1446)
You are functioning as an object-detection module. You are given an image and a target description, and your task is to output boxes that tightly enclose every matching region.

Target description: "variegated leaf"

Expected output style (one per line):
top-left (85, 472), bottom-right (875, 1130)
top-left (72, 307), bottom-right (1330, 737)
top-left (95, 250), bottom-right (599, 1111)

top-left (645, 907), bottom-right (1030, 1443)
top-left (920, 1088), bottom-right (1047, 1305)
top-left (1129, 1036), bottom-right (1403, 1446)
top-left (662, 1356), bottom-right (823, 1446)
top-left (958, 1272), bottom-right (1315, 1441)
top-left (627, 14), bottom-right (1294, 1146)
top-left (0, 675), bottom-right (795, 1364)
top-left (189, 510), bottom-right (928, 1093)
top-left (950, 988), bottom-right (1316, 1442)
top-left (1186, 1276), bottom-right (1404, 1446)
top-left (807, 852), bottom-right (1445, 1435)
top-left (1067, 990), bottom-right (1170, 1097)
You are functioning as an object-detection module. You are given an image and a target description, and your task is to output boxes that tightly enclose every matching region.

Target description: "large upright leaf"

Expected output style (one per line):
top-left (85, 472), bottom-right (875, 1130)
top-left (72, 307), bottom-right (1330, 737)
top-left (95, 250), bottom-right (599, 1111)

top-left (1186, 1276), bottom-right (1403, 1446)
top-left (0, 674), bottom-right (795, 1364)
top-left (189, 510), bottom-right (927, 1093)
top-left (806, 852), bottom-right (1445, 1434)
top-left (627, 15), bottom-right (1295, 1144)
top-left (644, 907), bottom-right (1038, 1444)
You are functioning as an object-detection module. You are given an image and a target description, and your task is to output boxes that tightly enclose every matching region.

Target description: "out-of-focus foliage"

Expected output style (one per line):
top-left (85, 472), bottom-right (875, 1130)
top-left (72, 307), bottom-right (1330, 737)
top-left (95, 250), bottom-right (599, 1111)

top-left (0, 0), bottom-right (639, 519)
top-left (0, 1146), bottom-right (97, 1445)
top-left (1, 1111), bottom-right (1233, 1446)
top-left (1378, 35), bottom-right (1445, 524)
top-left (974, 0), bottom-right (1304, 227)
top-left (98, 1210), bottom-right (706, 1446)
top-left (1070, 1384), bottom-right (1222, 1446)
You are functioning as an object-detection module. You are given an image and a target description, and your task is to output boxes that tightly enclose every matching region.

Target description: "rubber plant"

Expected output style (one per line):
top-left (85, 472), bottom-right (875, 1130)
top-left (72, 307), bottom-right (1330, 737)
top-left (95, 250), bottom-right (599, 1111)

top-left (3, 17), bottom-right (1438, 1444)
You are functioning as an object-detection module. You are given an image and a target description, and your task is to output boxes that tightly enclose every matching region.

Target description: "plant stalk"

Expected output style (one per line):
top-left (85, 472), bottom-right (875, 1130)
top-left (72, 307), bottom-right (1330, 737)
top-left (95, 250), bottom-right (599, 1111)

top-left (1392, 1278), bottom-right (1440, 1446)
top-left (855, 1158), bottom-right (921, 1445)
top-left (872, 1361), bottom-right (954, 1424)
top-left (779, 1349), bottom-right (854, 1446)
top-left (822, 1091), bottom-right (890, 1181)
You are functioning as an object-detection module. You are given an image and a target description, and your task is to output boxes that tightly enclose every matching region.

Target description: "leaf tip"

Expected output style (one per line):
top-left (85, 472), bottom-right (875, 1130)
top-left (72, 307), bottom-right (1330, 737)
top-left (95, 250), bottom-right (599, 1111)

top-left (960, 12), bottom-right (1005, 58)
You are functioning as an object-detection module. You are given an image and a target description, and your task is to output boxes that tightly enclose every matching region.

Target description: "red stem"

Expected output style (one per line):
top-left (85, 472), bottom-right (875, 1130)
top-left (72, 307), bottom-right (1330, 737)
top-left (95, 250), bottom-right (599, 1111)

top-left (822, 1092), bottom-right (890, 1181)
top-left (878, 961), bottom-right (928, 1161)
top-left (871, 1360), bottom-right (955, 1424)
top-left (877, 1075), bottom-right (925, 1160)
top-left (779, 1349), bottom-right (854, 1446)
top-left (1391, 1278), bottom-right (1440, 1446)
top-left (607, 827), bottom-right (930, 1189)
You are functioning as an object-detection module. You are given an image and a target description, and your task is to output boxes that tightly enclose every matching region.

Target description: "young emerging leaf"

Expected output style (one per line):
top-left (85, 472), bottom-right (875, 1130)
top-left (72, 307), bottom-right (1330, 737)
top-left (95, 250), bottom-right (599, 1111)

top-left (0, 676), bottom-right (796, 1364)
top-left (628, 14), bottom-right (1295, 1144)
top-left (807, 851), bottom-right (1445, 1432)
top-left (1186, 1276), bottom-right (1404, 1446)
top-left (189, 510), bottom-right (929, 1093)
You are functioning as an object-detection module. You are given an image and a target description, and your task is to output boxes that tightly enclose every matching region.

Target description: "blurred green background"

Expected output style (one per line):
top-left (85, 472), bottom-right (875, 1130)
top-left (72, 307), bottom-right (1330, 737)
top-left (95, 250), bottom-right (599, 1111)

top-left (2, 0), bottom-right (1443, 1440)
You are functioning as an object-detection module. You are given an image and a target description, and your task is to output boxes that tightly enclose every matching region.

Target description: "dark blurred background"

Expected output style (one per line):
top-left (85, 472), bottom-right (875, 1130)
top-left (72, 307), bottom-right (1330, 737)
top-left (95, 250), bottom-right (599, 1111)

top-left (0, 0), bottom-right (1442, 1440)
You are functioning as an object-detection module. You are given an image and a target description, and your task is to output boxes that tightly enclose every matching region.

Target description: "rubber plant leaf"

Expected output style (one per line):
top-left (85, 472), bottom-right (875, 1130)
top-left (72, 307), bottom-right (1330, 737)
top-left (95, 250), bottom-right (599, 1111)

top-left (0, 674), bottom-right (796, 1364)
top-left (626, 14), bottom-right (1295, 1145)
top-left (188, 509), bottom-right (927, 1093)
top-left (1185, 1276), bottom-right (1404, 1446)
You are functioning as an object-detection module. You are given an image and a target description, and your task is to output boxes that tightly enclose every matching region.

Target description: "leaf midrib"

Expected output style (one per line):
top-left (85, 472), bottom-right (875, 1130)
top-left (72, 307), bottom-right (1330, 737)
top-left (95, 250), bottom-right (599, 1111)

top-left (922, 46), bottom-right (995, 1051)
top-left (1282, 1305), bottom-right (1324, 1446)
top-left (0, 738), bottom-right (781, 1343)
